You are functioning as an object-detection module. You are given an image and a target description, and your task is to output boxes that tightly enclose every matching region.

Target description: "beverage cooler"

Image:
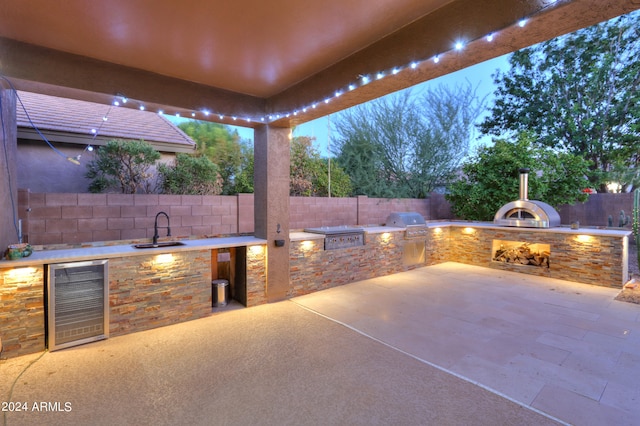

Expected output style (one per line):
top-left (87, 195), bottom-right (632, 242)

top-left (47, 260), bottom-right (109, 351)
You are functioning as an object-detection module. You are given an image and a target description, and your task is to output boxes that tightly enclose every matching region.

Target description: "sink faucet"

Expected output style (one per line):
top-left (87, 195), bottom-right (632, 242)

top-left (153, 211), bottom-right (171, 245)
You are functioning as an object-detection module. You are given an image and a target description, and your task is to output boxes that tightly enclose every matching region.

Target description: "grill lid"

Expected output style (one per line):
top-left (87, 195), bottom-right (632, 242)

top-left (493, 168), bottom-right (561, 228)
top-left (385, 212), bottom-right (426, 227)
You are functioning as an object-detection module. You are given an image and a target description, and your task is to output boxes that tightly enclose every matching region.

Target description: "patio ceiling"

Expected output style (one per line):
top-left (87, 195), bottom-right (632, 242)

top-left (0, 0), bottom-right (638, 128)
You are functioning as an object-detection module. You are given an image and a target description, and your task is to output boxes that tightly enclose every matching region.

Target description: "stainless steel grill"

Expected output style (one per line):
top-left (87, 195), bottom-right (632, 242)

top-left (303, 226), bottom-right (365, 250)
top-left (385, 212), bottom-right (428, 239)
top-left (493, 168), bottom-right (561, 228)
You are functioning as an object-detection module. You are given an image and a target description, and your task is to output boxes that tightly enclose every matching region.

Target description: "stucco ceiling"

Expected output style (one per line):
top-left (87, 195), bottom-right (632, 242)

top-left (1, 0), bottom-right (638, 128)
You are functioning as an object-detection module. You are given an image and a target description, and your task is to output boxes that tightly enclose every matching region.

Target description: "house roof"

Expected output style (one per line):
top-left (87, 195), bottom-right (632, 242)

top-left (16, 91), bottom-right (196, 153)
top-left (1, 0), bottom-right (638, 128)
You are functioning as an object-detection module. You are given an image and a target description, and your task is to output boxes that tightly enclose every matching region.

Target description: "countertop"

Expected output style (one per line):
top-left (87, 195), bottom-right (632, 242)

top-left (428, 221), bottom-right (633, 236)
top-left (1, 222), bottom-right (630, 269)
top-left (0, 236), bottom-right (267, 269)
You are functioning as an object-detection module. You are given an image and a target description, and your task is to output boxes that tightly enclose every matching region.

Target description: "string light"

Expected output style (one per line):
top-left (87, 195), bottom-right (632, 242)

top-left (94, 1), bottom-right (559, 126)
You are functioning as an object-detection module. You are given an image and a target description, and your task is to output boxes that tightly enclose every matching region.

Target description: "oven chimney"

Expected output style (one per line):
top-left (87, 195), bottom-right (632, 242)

top-left (519, 168), bottom-right (529, 201)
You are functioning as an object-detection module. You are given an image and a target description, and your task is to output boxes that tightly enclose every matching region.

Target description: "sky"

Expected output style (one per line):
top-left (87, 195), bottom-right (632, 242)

top-left (225, 54), bottom-right (510, 157)
top-left (169, 53), bottom-right (511, 157)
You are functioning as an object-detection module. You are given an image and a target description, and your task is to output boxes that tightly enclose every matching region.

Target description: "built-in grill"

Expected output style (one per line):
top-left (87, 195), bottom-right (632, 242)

top-left (493, 168), bottom-right (561, 228)
top-left (385, 212), bottom-right (428, 239)
top-left (303, 226), bottom-right (365, 250)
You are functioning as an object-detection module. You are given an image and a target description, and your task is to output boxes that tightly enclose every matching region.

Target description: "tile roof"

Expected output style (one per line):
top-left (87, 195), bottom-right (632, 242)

top-left (16, 91), bottom-right (196, 148)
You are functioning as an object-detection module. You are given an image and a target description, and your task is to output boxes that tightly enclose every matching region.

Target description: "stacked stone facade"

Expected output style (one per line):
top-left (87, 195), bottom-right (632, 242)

top-left (246, 245), bottom-right (267, 306)
top-left (108, 250), bottom-right (212, 336)
top-left (446, 226), bottom-right (628, 287)
top-left (289, 231), bottom-right (421, 297)
top-left (0, 266), bottom-right (45, 357)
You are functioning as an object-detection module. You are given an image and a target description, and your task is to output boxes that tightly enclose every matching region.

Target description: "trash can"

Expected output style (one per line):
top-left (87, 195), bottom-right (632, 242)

top-left (212, 279), bottom-right (229, 307)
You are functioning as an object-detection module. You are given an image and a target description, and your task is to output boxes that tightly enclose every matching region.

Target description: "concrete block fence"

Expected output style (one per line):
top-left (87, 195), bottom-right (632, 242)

top-left (16, 189), bottom-right (633, 246)
top-left (17, 190), bottom-right (439, 246)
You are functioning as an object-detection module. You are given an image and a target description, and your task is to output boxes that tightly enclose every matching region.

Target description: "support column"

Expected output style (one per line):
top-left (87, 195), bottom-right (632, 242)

top-left (0, 88), bottom-right (18, 250)
top-left (254, 125), bottom-right (290, 302)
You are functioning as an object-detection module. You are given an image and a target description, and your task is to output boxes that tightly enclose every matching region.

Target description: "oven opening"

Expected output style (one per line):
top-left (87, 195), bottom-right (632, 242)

top-left (506, 209), bottom-right (535, 220)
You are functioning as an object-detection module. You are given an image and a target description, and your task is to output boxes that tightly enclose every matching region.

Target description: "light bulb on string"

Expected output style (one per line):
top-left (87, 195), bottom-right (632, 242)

top-left (96, 3), bottom-right (554, 128)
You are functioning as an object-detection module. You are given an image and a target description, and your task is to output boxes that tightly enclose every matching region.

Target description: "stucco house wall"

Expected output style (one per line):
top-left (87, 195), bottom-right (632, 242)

top-left (16, 91), bottom-right (196, 193)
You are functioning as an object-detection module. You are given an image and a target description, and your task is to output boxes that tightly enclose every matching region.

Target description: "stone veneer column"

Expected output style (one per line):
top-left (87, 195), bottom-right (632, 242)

top-left (254, 125), bottom-right (290, 302)
top-left (0, 88), bottom-right (18, 250)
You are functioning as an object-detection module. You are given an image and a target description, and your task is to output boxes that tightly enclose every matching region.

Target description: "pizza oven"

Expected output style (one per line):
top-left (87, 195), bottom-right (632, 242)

top-left (493, 168), bottom-right (561, 228)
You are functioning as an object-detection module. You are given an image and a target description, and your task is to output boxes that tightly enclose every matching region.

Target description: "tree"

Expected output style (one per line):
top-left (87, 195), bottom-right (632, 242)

top-left (479, 11), bottom-right (640, 191)
top-left (85, 139), bottom-right (160, 193)
top-left (233, 142), bottom-right (255, 193)
top-left (333, 84), bottom-right (484, 198)
top-left (178, 121), bottom-right (243, 194)
top-left (290, 136), bottom-right (352, 196)
top-left (157, 153), bottom-right (223, 195)
top-left (445, 134), bottom-right (591, 221)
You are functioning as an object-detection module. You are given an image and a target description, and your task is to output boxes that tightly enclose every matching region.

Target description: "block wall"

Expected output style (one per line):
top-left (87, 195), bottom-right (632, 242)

top-left (19, 191), bottom-right (240, 246)
top-left (108, 250), bottom-right (212, 336)
top-left (0, 266), bottom-right (45, 358)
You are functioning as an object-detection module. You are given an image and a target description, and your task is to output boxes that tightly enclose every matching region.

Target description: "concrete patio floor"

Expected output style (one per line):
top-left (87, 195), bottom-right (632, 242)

top-left (1, 262), bottom-right (639, 425)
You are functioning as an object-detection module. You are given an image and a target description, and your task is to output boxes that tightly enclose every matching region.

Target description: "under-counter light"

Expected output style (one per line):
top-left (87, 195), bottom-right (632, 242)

top-left (380, 232), bottom-right (392, 242)
top-left (249, 245), bottom-right (265, 255)
top-left (301, 240), bottom-right (315, 251)
top-left (5, 267), bottom-right (38, 280)
top-left (463, 227), bottom-right (475, 234)
top-left (155, 253), bottom-right (174, 265)
top-left (434, 227), bottom-right (442, 234)
top-left (576, 235), bottom-right (593, 243)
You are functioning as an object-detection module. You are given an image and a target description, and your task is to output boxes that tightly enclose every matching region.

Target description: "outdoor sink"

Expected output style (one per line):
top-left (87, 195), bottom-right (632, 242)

top-left (133, 241), bottom-right (186, 249)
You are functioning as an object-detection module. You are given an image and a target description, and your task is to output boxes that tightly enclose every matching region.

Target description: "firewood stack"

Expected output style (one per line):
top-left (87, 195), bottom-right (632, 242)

top-left (493, 243), bottom-right (550, 268)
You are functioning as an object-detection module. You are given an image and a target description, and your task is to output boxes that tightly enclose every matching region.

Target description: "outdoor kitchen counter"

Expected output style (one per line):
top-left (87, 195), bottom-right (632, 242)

top-left (0, 235), bottom-right (267, 269)
top-left (426, 221), bottom-right (632, 237)
top-left (289, 226), bottom-right (405, 242)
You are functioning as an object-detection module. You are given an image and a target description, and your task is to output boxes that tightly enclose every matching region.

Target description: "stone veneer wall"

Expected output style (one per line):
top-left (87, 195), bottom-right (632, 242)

top-left (289, 230), bottom-right (415, 297)
top-left (0, 266), bottom-right (45, 357)
top-left (447, 226), bottom-right (628, 288)
top-left (426, 226), bottom-right (451, 265)
top-left (246, 245), bottom-right (267, 306)
top-left (108, 250), bottom-right (212, 336)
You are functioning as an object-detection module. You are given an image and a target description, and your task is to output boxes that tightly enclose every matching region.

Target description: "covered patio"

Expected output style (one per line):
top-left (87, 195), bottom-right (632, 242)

top-left (1, 0), bottom-right (639, 300)
top-left (2, 263), bottom-right (639, 424)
